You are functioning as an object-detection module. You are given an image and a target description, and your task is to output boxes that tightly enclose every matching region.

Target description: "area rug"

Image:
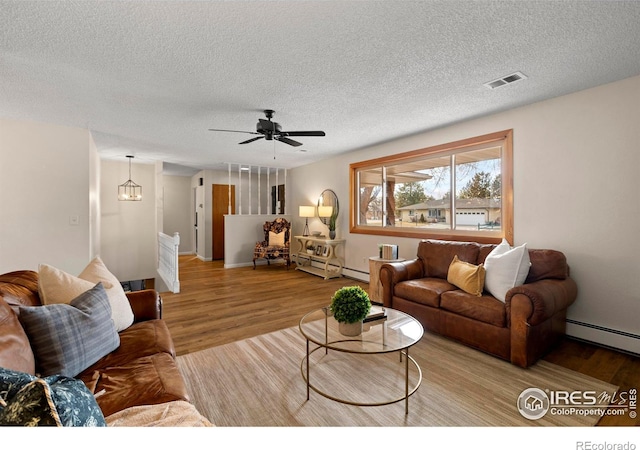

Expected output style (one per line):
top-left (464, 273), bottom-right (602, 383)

top-left (176, 327), bottom-right (617, 426)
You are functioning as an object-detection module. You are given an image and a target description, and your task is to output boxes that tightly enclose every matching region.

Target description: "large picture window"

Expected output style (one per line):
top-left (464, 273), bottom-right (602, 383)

top-left (349, 130), bottom-right (513, 244)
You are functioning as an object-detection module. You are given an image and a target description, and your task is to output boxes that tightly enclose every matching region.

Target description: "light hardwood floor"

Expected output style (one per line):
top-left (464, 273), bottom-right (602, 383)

top-left (161, 255), bottom-right (639, 426)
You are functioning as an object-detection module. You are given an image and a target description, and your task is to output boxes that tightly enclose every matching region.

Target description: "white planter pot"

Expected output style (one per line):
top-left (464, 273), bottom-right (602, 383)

top-left (339, 321), bottom-right (363, 336)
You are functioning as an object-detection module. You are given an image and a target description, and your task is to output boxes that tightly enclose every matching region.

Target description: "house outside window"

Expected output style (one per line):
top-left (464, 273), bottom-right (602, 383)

top-left (349, 130), bottom-right (513, 244)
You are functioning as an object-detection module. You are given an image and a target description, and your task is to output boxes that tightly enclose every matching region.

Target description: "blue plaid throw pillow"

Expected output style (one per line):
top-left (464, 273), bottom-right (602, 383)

top-left (18, 282), bottom-right (120, 377)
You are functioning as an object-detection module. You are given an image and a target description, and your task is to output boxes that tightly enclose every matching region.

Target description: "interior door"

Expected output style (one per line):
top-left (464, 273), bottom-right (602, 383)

top-left (212, 184), bottom-right (236, 260)
top-left (271, 184), bottom-right (285, 214)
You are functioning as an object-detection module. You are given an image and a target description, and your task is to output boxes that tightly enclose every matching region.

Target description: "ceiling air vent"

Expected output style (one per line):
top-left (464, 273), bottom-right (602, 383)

top-left (484, 71), bottom-right (527, 90)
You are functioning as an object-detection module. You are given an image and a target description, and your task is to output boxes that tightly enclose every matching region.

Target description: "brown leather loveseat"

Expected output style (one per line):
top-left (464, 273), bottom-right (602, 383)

top-left (379, 239), bottom-right (577, 368)
top-left (0, 270), bottom-right (194, 423)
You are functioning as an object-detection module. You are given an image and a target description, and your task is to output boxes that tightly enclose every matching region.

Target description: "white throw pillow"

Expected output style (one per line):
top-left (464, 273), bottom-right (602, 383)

top-left (269, 231), bottom-right (285, 247)
top-left (78, 257), bottom-right (135, 332)
top-left (483, 239), bottom-right (531, 302)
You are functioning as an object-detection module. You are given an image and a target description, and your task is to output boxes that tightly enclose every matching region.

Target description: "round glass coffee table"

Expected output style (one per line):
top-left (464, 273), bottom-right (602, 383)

top-left (299, 306), bottom-right (423, 414)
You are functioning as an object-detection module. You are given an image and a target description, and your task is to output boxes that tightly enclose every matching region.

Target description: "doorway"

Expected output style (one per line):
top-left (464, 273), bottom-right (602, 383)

top-left (271, 184), bottom-right (285, 214)
top-left (194, 185), bottom-right (204, 256)
top-left (212, 184), bottom-right (236, 260)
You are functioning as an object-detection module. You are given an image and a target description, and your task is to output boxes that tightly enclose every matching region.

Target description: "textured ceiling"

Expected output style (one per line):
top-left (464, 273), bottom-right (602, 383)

top-left (1, 1), bottom-right (640, 175)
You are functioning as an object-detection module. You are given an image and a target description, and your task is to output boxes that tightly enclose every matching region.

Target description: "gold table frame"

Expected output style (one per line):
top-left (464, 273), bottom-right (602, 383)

top-left (299, 307), bottom-right (423, 414)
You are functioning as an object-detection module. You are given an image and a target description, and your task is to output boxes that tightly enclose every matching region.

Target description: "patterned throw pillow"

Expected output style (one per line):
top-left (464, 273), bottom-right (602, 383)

top-left (0, 367), bottom-right (106, 426)
top-left (18, 282), bottom-right (120, 377)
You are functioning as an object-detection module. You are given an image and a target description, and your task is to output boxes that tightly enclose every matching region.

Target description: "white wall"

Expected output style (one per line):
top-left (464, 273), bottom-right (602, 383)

top-left (0, 119), bottom-right (157, 283)
top-left (0, 119), bottom-right (97, 274)
top-left (289, 75), bottom-right (640, 353)
top-left (224, 214), bottom-right (292, 268)
top-left (163, 175), bottom-right (193, 254)
top-left (89, 135), bottom-right (101, 259)
top-left (100, 159), bottom-right (157, 281)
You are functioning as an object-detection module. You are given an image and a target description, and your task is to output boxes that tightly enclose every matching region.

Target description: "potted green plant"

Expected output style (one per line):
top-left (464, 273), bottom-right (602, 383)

top-left (328, 214), bottom-right (337, 239)
top-left (306, 243), bottom-right (315, 255)
top-left (330, 285), bottom-right (371, 336)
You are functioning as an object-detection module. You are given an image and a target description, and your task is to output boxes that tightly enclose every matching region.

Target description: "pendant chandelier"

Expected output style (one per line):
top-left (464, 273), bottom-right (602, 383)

top-left (118, 155), bottom-right (142, 201)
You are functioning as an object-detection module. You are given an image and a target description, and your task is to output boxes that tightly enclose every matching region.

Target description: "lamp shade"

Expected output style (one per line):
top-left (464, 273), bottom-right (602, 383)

top-left (318, 206), bottom-right (333, 218)
top-left (299, 205), bottom-right (316, 218)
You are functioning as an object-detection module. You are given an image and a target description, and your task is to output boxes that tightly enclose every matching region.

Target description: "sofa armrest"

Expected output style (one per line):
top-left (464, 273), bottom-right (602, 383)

top-left (505, 277), bottom-right (578, 327)
top-left (126, 289), bottom-right (163, 322)
top-left (507, 277), bottom-right (577, 367)
top-left (379, 259), bottom-right (424, 307)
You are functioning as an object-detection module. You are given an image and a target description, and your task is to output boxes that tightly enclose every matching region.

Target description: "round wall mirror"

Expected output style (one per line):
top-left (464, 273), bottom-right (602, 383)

top-left (317, 189), bottom-right (339, 230)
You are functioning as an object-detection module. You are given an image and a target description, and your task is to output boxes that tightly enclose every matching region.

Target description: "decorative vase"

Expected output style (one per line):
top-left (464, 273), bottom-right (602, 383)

top-left (329, 230), bottom-right (336, 239)
top-left (339, 321), bottom-right (363, 336)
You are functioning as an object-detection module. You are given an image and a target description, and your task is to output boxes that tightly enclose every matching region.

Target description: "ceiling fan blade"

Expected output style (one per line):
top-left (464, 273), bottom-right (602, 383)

top-left (276, 136), bottom-right (303, 147)
top-left (208, 128), bottom-right (260, 135)
top-left (239, 136), bottom-right (265, 145)
top-left (281, 130), bottom-right (326, 137)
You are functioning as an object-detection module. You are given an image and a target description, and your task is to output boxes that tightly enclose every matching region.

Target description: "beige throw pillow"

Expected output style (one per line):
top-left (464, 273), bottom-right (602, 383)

top-left (447, 255), bottom-right (486, 297)
top-left (38, 264), bottom-right (104, 305)
top-left (78, 257), bottom-right (135, 332)
top-left (269, 231), bottom-right (285, 247)
top-left (38, 258), bottom-right (134, 332)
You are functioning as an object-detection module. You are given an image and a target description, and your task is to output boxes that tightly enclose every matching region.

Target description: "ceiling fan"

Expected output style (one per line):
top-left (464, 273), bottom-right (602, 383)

top-left (208, 109), bottom-right (325, 147)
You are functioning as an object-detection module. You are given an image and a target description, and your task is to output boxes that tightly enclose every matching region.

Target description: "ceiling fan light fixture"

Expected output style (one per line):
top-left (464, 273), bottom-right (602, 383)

top-left (208, 109), bottom-right (325, 147)
top-left (118, 155), bottom-right (142, 201)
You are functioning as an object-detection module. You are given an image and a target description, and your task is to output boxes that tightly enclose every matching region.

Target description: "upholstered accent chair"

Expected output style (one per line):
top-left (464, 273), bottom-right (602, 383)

top-left (253, 218), bottom-right (291, 269)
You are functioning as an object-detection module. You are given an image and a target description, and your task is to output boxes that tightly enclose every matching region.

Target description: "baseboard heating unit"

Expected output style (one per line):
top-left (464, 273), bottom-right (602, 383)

top-left (566, 319), bottom-right (640, 356)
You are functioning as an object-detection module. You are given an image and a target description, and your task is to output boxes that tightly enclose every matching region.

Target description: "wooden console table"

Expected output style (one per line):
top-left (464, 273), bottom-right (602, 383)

top-left (294, 236), bottom-right (345, 280)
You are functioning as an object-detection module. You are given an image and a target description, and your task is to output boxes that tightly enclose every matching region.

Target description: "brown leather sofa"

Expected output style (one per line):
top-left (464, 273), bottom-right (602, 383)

top-left (0, 270), bottom-right (191, 419)
top-left (379, 239), bottom-right (577, 368)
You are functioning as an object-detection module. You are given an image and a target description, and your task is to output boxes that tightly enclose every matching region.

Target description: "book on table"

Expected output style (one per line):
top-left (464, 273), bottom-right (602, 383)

top-left (364, 305), bottom-right (387, 323)
top-left (379, 244), bottom-right (399, 260)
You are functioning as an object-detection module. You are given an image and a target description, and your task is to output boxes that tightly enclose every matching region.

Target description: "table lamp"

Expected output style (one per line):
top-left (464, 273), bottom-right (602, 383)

top-left (299, 206), bottom-right (316, 236)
